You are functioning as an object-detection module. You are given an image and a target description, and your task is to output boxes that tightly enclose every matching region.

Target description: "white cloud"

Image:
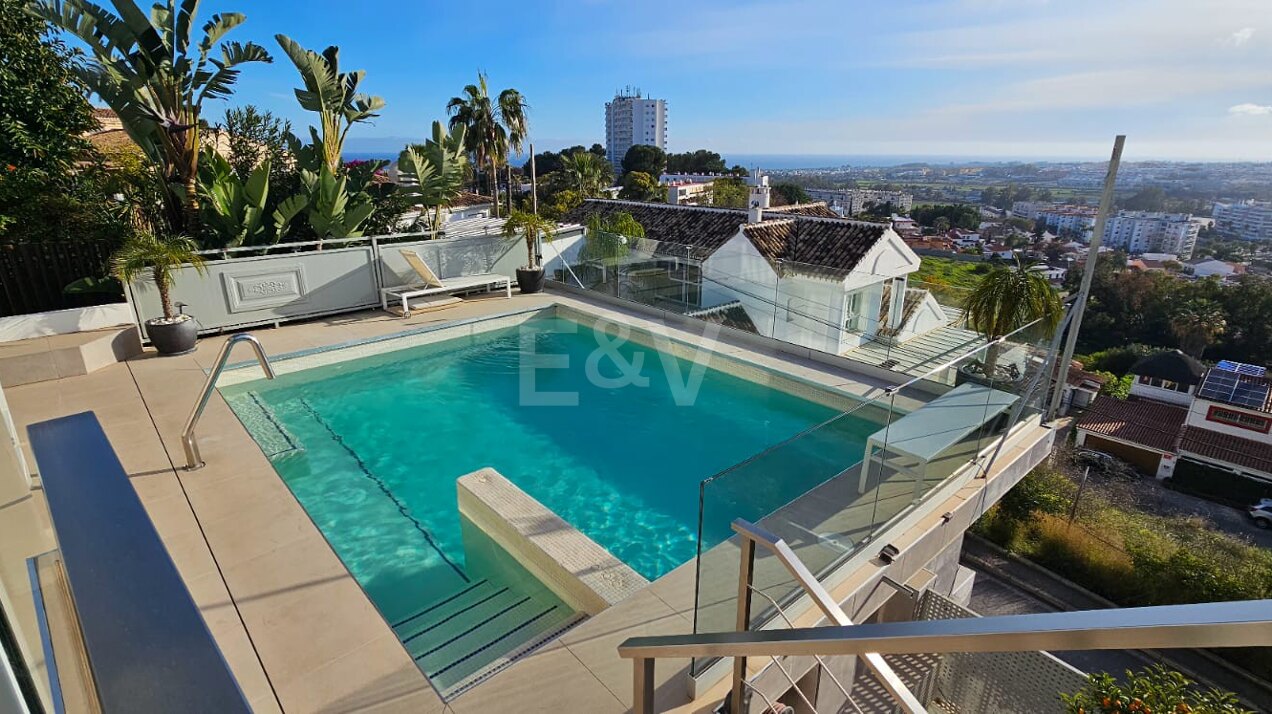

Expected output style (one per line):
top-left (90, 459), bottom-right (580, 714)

top-left (1229, 102), bottom-right (1272, 115)
top-left (1229, 27), bottom-right (1256, 45)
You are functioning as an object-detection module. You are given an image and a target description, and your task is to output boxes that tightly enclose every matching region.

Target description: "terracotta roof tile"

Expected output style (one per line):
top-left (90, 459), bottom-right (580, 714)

top-left (451, 192), bottom-right (494, 207)
top-left (766, 202), bottom-right (842, 219)
top-left (1179, 426), bottom-right (1272, 475)
top-left (1075, 395), bottom-right (1186, 452)
top-left (565, 200), bottom-right (745, 258)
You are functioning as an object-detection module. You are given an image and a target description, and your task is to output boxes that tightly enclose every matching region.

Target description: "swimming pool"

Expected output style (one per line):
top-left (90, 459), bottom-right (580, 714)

top-left (221, 310), bottom-right (879, 694)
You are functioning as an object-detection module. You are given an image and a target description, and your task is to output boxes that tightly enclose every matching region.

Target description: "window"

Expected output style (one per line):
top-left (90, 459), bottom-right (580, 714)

top-left (1137, 375), bottom-right (1187, 393)
top-left (1206, 405), bottom-right (1272, 434)
top-left (844, 291), bottom-right (865, 333)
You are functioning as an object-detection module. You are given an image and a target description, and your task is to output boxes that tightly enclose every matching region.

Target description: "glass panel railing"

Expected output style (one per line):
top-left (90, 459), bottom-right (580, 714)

top-left (689, 318), bottom-right (1060, 675)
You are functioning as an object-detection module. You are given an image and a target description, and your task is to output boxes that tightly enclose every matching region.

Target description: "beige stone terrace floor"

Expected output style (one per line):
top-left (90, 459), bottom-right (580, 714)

top-left (6, 289), bottom-right (938, 714)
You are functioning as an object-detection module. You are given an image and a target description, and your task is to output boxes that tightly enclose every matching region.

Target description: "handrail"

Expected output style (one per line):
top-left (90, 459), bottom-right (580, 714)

top-left (730, 520), bottom-right (927, 714)
top-left (619, 599), bottom-right (1272, 660)
top-left (182, 334), bottom-right (275, 470)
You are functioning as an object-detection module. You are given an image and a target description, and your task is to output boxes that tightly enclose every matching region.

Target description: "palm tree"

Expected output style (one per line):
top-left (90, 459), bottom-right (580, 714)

top-left (965, 258), bottom-right (1063, 377)
top-left (274, 36), bottom-right (385, 174)
top-left (112, 232), bottom-right (206, 320)
top-left (501, 210), bottom-right (557, 270)
top-left (32, 0), bottom-right (272, 233)
top-left (1170, 299), bottom-right (1226, 357)
top-left (447, 73), bottom-right (528, 218)
top-left (560, 151), bottom-right (614, 198)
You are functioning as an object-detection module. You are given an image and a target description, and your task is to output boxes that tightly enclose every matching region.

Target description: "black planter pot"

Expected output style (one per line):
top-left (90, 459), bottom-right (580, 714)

top-left (147, 316), bottom-right (198, 356)
top-left (516, 267), bottom-right (546, 294)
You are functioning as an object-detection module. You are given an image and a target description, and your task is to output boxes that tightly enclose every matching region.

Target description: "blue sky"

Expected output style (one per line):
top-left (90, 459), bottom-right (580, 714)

top-left (134, 0), bottom-right (1272, 160)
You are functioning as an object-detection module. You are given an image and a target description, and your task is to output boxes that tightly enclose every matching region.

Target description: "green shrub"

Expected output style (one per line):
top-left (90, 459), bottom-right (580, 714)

top-left (997, 467), bottom-right (1077, 522)
top-left (1062, 665), bottom-right (1250, 714)
top-left (1078, 344), bottom-right (1158, 376)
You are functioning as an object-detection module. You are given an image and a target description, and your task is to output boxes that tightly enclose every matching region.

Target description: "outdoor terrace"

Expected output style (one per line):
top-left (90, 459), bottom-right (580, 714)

top-left (0, 283), bottom-right (1060, 713)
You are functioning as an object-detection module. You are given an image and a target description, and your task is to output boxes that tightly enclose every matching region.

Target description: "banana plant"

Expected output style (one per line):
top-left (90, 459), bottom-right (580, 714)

top-left (198, 149), bottom-right (270, 247)
top-left (275, 35), bottom-right (385, 175)
top-left (396, 122), bottom-right (468, 234)
top-left (30, 0), bottom-right (272, 234)
top-left (274, 165), bottom-right (376, 241)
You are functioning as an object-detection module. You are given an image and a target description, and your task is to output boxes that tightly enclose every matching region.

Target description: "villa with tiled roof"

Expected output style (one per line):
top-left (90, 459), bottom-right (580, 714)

top-left (566, 180), bottom-right (950, 354)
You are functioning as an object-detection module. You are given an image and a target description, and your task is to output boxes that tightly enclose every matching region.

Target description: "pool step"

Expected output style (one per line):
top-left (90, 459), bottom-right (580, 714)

top-left (394, 579), bottom-right (583, 697)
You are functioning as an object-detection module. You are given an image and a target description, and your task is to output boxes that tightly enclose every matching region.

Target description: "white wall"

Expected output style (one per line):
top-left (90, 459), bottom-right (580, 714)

top-left (1186, 398), bottom-right (1272, 443)
top-left (0, 303), bottom-right (134, 344)
top-left (1128, 380), bottom-right (1192, 406)
top-left (893, 290), bottom-right (948, 343)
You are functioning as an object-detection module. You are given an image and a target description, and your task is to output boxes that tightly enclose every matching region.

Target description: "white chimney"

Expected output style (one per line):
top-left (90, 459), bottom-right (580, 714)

top-left (747, 170), bottom-right (770, 223)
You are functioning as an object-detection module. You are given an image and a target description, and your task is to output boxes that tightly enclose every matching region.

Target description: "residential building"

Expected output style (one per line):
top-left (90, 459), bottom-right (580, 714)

top-left (1037, 206), bottom-right (1097, 241)
top-left (803, 188), bottom-right (914, 215)
top-left (666, 180), bottom-right (712, 205)
top-left (1187, 258), bottom-right (1246, 280)
top-left (565, 198), bottom-right (950, 354)
top-left (1101, 211), bottom-right (1198, 258)
top-left (1077, 355), bottom-right (1272, 483)
top-left (1213, 199), bottom-right (1272, 241)
top-left (604, 88), bottom-right (667, 170)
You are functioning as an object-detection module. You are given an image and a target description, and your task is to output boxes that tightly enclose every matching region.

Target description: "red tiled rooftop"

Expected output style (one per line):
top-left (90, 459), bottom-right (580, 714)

top-left (1075, 395), bottom-right (1186, 452)
top-left (1179, 426), bottom-right (1272, 474)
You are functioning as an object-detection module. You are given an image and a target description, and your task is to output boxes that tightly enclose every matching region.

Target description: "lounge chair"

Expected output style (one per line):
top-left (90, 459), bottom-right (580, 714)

top-left (381, 249), bottom-right (512, 316)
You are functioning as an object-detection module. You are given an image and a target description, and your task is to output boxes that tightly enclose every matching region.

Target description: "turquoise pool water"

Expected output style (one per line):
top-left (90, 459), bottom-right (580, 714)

top-left (222, 314), bottom-right (877, 691)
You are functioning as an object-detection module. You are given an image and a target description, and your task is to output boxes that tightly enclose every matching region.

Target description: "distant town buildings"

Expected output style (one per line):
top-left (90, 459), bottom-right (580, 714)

top-left (666, 180), bottom-right (712, 205)
top-left (1012, 202), bottom-right (1098, 241)
top-left (604, 88), bottom-right (667, 171)
top-left (1213, 200), bottom-right (1272, 242)
top-left (804, 188), bottom-right (914, 215)
top-left (1102, 211), bottom-right (1199, 259)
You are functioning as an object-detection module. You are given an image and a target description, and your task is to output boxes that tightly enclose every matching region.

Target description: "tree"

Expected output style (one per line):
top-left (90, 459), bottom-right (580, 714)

top-left (666, 149), bottom-right (726, 174)
top-left (965, 258), bottom-right (1063, 376)
top-left (1170, 298), bottom-right (1227, 357)
top-left (1063, 665), bottom-right (1249, 714)
top-left (33, 0), bottom-right (273, 233)
top-left (447, 72), bottom-right (528, 218)
top-left (712, 177), bottom-right (747, 208)
top-left (1121, 187), bottom-right (1167, 212)
top-left (111, 232), bottom-right (206, 320)
top-left (501, 210), bottom-right (556, 270)
top-left (396, 122), bottom-right (468, 233)
top-left (618, 171), bottom-right (661, 202)
top-left (217, 105), bottom-right (298, 219)
top-left (275, 36), bottom-right (384, 175)
top-left (582, 212), bottom-right (644, 263)
top-left (911, 204), bottom-right (980, 231)
top-left (772, 183), bottom-right (810, 205)
top-left (621, 144), bottom-right (666, 177)
top-left (0, 0), bottom-right (96, 173)
top-left (559, 151), bottom-right (613, 197)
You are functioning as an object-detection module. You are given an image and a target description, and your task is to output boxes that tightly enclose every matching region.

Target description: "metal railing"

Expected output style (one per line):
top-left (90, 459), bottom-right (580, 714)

top-left (181, 334), bottom-right (275, 470)
top-left (619, 522), bottom-right (1272, 714)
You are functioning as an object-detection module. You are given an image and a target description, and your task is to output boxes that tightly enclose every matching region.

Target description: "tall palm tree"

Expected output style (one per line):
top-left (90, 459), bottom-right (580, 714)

top-left (31, 0), bottom-right (272, 233)
top-left (560, 151), bottom-right (614, 198)
top-left (965, 258), bottom-right (1063, 377)
top-left (275, 35), bottom-right (384, 174)
top-left (1170, 298), bottom-right (1227, 357)
top-left (446, 72), bottom-right (527, 218)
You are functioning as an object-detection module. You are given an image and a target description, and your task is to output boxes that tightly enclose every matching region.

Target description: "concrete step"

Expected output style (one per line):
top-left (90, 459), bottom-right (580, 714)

top-left (0, 327), bottom-right (141, 387)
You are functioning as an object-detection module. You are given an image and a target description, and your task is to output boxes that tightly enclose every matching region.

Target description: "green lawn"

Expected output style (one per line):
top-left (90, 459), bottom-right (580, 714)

top-left (912, 256), bottom-right (988, 290)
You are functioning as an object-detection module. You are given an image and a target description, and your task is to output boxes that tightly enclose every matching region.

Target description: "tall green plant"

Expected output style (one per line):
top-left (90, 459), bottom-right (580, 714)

top-left (197, 148), bottom-right (269, 247)
top-left (274, 165), bottom-right (375, 241)
top-left (111, 232), bottom-right (206, 320)
top-left (501, 210), bottom-right (556, 270)
top-left (275, 35), bottom-right (383, 174)
top-left (560, 151), bottom-right (613, 198)
top-left (31, 0), bottom-right (272, 232)
top-left (397, 122), bottom-right (468, 234)
top-left (447, 72), bottom-right (528, 217)
top-left (965, 258), bottom-right (1062, 376)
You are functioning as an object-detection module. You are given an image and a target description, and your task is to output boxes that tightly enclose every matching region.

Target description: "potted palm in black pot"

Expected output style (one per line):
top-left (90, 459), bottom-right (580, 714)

top-left (501, 210), bottom-right (558, 294)
top-left (113, 232), bottom-right (207, 355)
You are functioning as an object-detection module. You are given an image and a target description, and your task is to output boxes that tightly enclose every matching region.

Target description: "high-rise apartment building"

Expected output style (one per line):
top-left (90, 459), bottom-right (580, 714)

top-left (604, 88), bottom-right (666, 170)
top-left (1102, 211), bottom-right (1199, 258)
top-left (1213, 200), bottom-right (1272, 242)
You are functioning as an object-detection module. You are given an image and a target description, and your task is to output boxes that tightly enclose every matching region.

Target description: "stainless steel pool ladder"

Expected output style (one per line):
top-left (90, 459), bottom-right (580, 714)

top-left (182, 334), bottom-right (276, 470)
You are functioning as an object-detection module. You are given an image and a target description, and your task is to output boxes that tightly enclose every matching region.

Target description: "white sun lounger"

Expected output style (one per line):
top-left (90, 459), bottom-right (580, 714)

top-left (381, 249), bottom-right (512, 316)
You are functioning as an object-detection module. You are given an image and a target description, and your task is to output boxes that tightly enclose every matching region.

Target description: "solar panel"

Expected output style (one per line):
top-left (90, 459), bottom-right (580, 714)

top-left (1217, 360), bottom-right (1267, 377)
top-left (1198, 367), bottom-right (1270, 411)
